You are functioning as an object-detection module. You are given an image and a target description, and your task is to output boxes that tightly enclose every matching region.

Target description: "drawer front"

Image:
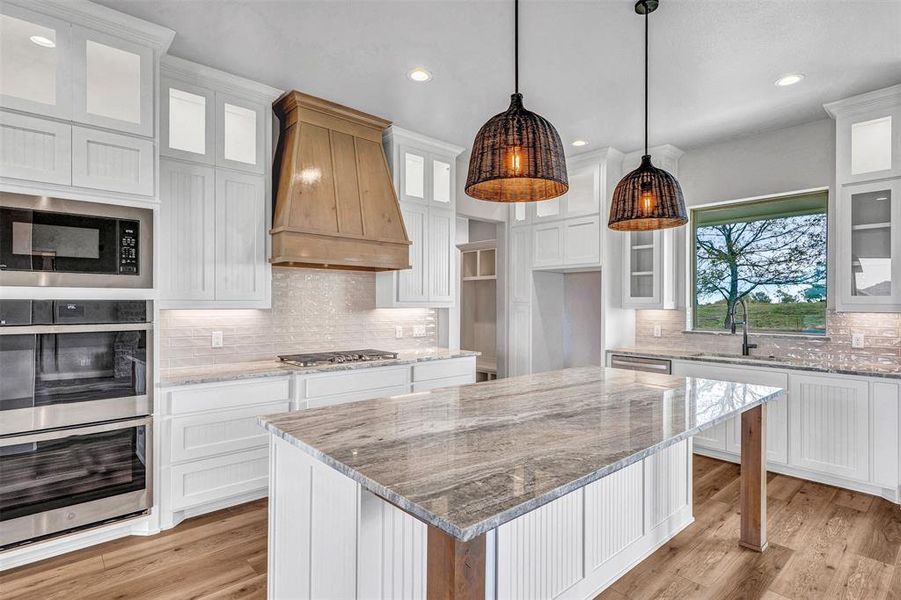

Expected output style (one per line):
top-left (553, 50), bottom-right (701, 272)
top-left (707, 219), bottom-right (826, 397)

top-left (306, 385), bottom-right (410, 409)
top-left (305, 367), bottom-right (408, 398)
top-left (412, 357), bottom-right (475, 382)
top-left (412, 374), bottom-right (475, 393)
top-left (72, 126), bottom-right (154, 196)
top-left (169, 400), bottom-right (290, 463)
top-left (168, 377), bottom-right (291, 415)
top-left (168, 446), bottom-right (269, 510)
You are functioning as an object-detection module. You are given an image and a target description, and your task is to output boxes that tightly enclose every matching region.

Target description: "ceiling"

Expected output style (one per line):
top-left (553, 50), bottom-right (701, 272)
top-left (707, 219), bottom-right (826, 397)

top-left (98, 0), bottom-right (901, 154)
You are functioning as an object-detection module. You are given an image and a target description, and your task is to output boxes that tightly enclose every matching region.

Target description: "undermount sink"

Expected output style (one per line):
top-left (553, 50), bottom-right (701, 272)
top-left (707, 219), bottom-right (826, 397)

top-left (692, 352), bottom-right (783, 362)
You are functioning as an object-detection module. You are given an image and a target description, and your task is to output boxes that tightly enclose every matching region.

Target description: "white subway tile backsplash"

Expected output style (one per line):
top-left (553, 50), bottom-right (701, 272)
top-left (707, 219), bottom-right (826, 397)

top-left (159, 268), bottom-right (437, 369)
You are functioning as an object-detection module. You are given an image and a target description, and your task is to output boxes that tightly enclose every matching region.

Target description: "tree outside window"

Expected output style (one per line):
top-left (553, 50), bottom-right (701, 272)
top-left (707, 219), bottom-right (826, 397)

top-left (692, 192), bottom-right (828, 334)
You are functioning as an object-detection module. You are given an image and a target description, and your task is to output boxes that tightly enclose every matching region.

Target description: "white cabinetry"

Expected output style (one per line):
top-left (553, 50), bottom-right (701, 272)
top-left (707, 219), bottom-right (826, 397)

top-left (0, 1), bottom-right (173, 201)
top-left (826, 85), bottom-right (901, 312)
top-left (376, 127), bottom-right (464, 308)
top-left (158, 56), bottom-right (280, 309)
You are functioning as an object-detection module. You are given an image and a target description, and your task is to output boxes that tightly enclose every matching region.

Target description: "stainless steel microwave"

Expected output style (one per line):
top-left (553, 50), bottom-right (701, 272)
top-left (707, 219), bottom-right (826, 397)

top-left (0, 194), bottom-right (152, 289)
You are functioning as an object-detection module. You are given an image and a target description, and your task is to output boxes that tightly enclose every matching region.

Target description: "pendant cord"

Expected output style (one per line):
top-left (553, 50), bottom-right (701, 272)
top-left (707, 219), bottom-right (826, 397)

top-left (644, 1), bottom-right (648, 157)
top-left (514, 0), bottom-right (519, 94)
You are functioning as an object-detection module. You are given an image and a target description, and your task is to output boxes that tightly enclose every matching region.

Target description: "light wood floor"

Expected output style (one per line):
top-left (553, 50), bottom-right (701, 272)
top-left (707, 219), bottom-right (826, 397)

top-left (2, 456), bottom-right (900, 600)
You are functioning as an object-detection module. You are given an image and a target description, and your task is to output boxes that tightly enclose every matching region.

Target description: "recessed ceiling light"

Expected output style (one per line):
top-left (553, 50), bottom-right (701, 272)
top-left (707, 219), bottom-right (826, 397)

top-left (29, 35), bottom-right (55, 48)
top-left (774, 73), bottom-right (804, 87)
top-left (407, 68), bottom-right (432, 82)
top-left (571, 139), bottom-right (588, 147)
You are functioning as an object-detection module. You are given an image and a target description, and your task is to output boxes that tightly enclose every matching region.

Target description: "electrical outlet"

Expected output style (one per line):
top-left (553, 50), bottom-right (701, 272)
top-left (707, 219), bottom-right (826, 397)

top-left (653, 324), bottom-right (662, 338)
top-left (395, 326), bottom-right (403, 339)
top-left (211, 331), bottom-right (223, 348)
top-left (851, 332), bottom-right (865, 349)
top-left (413, 325), bottom-right (427, 338)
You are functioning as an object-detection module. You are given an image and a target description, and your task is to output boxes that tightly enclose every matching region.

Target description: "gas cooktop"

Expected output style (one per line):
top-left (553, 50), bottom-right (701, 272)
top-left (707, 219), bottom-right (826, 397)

top-left (278, 349), bottom-right (399, 367)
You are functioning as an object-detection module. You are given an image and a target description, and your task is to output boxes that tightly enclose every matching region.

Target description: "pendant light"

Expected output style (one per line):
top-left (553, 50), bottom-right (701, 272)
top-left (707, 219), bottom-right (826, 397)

top-left (465, 0), bottom-right (568, 203)
top-left (608, 0), bottom-right (687, 231)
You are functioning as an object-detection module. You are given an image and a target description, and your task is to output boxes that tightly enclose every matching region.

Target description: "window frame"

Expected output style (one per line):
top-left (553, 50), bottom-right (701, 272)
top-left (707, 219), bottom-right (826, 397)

top-left (688, 189), bottom-right (830, 336)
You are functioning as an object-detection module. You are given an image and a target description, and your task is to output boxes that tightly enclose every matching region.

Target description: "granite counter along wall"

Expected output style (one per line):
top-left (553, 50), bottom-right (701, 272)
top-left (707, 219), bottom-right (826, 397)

top-left (635, 309), bottom-right (901, 369)
top-left (159, 268), bottom-right (438, 369)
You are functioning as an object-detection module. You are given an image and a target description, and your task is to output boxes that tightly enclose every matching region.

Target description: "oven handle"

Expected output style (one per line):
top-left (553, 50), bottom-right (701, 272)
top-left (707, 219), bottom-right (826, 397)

top-left (0, 323), bottom-right (152, 336)
top-left (0, 416), bottom-right (152, 446)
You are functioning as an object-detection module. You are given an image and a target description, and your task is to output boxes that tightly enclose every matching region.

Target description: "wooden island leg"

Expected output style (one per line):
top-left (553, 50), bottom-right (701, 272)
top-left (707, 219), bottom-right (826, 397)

top-left (427, 526), bottom-right (486, 600)
top-left (740, 403), bottom-right (768, 552)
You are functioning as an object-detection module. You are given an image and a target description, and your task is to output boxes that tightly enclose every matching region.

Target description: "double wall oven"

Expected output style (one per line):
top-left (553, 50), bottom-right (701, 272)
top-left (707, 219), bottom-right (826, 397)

top-left (0, 300), bottom-right (153, 549)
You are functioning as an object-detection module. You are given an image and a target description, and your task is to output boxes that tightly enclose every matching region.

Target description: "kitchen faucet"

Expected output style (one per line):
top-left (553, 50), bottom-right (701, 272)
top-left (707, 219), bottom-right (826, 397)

top-left (728, 297), bottom-right (758, 356)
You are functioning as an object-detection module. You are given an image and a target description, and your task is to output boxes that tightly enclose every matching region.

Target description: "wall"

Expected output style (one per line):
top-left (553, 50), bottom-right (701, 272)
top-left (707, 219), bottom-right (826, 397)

top-left (634, 117), bottom-right (899, 368)
top-left (159, 268), bottom-right (437, 370)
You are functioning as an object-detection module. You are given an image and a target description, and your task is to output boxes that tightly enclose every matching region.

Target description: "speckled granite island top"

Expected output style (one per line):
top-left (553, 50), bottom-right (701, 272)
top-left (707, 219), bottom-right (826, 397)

top-left (259, 366), bottom-right (784, 541)
top-left (159, 349), bottom-right (479, 387)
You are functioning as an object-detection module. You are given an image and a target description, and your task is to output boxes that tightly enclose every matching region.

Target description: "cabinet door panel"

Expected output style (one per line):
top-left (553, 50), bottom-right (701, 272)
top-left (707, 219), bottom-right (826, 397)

top-left (397, 204), bottom-right (428, 302)
top-left (168, 447), bottom-right (268, 510)
top-left (216, 93), bottom-right (266, 173)
top-left (428, 209), bottom-right (454, 302)
top-left (71, 26), bottom-right (153, 137)
top-left (510, 227), bottom-right (532, 303)
top-left (532, 223), bottom-right (563, 267)
top-left (789, 374), bottom-right (870, 482)
top-left (0, 5), bottom-right (72, 118)
top-left (0, 111), bottom-right (71, 184)
top-left (399, 145), bottom-right (428, 205)
top-left (509, 303), bottom-right (531, 376)
top-left (564, 216), bottom-right (601, 265)
top-left (215, 170), bottom-right (267, 301)
top-left (162, 79), bottom-right (215, 163)
top-left (71, 126), bottom-right (154, 195)
top-left (873, 382), bottom-right (900, 489)
top-left (160, 160), bottom-right (215, 301)
top-left (565, 162), bottom-right (599, 217)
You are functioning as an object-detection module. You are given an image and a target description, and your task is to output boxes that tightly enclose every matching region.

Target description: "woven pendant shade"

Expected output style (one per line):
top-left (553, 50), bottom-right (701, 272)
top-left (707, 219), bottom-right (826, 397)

top-left (608, 155), bottom-right (687, 231)
top-left (465, 94), bottom-right (568, 203)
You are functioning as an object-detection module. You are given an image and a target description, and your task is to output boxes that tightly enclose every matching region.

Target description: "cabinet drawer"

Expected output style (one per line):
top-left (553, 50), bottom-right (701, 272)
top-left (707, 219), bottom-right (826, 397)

top-left (307, 385), bottom-right (410, 409)
top-left (0, 112), bottom-right (71, 185)
top-left (168, 446), bottom-right (269, 510)
top-left (305, 368), bottom-right (408, 398)
top-left (72, 126), bottom-right (154, 196)
top-left (412, 358), bottom-right (475, 382)
top-left (169, 400), bottom-right (289, 463)
top-left (412, 374), bottom-right (474, 393)
top-left (168, 377), bottom-right (291, 415)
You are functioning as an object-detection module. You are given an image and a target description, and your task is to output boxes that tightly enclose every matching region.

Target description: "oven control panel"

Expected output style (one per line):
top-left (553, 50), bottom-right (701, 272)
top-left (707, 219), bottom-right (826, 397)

top-left (118, 220), bottom-right (139, 275)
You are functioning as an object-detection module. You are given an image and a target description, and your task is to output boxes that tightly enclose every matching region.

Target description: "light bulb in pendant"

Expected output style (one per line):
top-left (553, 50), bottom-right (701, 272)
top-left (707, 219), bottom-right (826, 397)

top-left (508, 147), bottom-right (523, 175)
top-left (639, 186), bottom-right (656, 215)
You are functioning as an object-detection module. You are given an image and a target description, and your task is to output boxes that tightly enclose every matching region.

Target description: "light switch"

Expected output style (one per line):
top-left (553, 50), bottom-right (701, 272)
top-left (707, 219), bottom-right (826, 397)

top-left (851, 332), bottom-right (865, 348)
top-left (211, 331), bottom-right (224, 348)
top-left (395, 326), bottom-right (403, 339)
top-left (413, 325), bottom-right (427, 337)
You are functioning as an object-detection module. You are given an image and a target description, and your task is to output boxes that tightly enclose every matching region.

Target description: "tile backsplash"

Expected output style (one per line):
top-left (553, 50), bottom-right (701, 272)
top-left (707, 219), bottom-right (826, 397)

top-left (635, 309), bottom-right (901, 368)
top-left (159, 268), bottom-right (437, 369)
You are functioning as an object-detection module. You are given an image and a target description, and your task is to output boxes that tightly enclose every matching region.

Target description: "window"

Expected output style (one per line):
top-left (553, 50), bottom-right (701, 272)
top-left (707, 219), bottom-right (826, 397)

top-left (691, 192), bottom-right (828, 334)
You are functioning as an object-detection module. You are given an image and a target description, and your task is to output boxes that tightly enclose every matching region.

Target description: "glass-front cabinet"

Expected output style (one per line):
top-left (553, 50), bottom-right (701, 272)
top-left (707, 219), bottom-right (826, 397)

top-left (623, 228), bottom-right (676, 309)
top-left (838, 179), bottom-right (901, 311)
top-left (398, 144), bottom-right (455, 208)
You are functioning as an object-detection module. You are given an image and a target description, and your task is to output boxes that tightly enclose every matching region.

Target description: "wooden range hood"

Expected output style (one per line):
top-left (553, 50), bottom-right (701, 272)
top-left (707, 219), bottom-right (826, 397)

top-left (270, 91), bottom-right (411, 271)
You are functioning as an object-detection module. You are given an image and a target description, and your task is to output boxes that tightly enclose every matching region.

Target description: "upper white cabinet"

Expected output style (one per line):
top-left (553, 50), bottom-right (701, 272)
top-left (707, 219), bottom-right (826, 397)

top-left (158, 56), bottom-right (281, 309)
top-left (0, 5), bottom-right (72, 118)
top-left (0, 1), bottom-right (173, 200)
top-left (827, 85), bottom-right (901, 312)
top-left (622, 228), bottom-right (676, 309)
top-left (71, 26), bottom-right (153, 137)
top-left (376, 127), bottom-right (464, 308)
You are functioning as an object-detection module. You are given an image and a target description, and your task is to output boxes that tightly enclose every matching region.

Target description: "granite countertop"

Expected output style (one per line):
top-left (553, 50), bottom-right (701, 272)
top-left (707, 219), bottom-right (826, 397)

top-left (159, 348), bottom-right (480, 387)
top-left (608, 347), bottom-right (901, 380)
top-left (259, 366), bottom-right (784, 541)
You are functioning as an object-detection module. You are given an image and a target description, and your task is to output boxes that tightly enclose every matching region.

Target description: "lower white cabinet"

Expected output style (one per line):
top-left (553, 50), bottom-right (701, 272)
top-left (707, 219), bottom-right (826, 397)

top-left (789, 373), bottom-right (870, 482)
top-left (159, 158), bottom-right (269, 308)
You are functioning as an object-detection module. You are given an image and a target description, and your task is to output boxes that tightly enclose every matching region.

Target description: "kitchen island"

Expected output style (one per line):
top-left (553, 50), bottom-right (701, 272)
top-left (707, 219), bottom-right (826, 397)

top-left (259, 366), bottom-right (784, 599)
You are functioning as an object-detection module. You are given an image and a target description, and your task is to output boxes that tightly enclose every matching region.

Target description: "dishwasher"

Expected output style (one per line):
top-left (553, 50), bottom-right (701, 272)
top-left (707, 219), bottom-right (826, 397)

top-left (609, 354), bottom-right (672, 374)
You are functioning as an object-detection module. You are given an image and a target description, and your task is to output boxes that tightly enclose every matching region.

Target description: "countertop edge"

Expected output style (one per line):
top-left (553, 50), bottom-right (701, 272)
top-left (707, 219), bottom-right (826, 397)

top-left (607, 348), bottom-right (901, 380)
top-left (258, 386), bottom-right (784, 542)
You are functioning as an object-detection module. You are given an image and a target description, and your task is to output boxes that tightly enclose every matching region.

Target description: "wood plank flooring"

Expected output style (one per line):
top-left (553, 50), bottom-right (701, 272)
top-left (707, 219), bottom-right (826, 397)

top-left (1, 456), bottom-right (899, 600)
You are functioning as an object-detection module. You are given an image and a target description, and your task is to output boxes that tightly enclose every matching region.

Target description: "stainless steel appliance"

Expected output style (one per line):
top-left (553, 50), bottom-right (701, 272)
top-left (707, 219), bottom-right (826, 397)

top-left (0, 300), bottom-right (152, 436)
top-left (609, 354), bottom-right (672, 374)
top-left (0, 194), bottom-right (152, 289)
top-left (279, 349), bottom-right (399, 367)
top-left (0, 300), bottom-right (153, 548)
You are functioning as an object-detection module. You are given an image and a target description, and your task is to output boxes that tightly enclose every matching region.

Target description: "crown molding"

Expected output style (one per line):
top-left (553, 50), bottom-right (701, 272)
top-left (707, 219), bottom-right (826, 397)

top-left (7, 0), bottom-right (175, 51)
top-left (823, 84), bottom-right (901, 119)
top-left (383, 125), bottom-right (465, 157)
top-left (161, 55), bottom-right (282, 103)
